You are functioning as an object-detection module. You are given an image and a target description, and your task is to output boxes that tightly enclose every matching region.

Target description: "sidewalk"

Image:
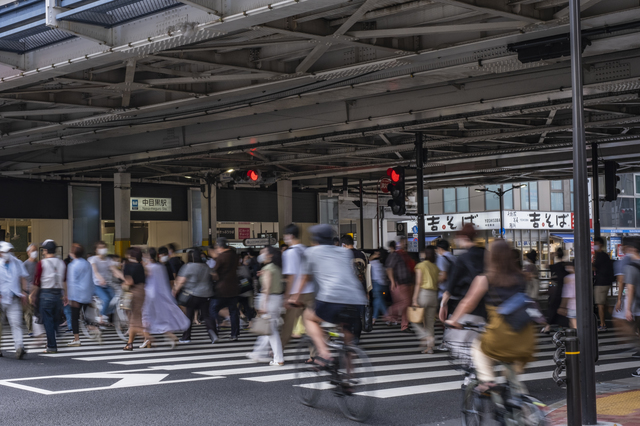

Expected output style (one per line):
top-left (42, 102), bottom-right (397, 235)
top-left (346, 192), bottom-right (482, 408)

top-left (547, 377), bottom-right (640, 426)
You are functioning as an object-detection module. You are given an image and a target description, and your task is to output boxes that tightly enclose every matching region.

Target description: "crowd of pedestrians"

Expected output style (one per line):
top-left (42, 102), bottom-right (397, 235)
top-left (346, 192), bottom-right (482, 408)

top-left (0, 224), bottom-right (638, 380)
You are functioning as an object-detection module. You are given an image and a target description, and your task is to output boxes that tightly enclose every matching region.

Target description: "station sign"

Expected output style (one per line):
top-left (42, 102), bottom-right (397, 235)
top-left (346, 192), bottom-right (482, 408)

top-left (243, 238), bottom-right (277, 247)
top-left (217, 228), bottom-right (235, 239)
top-left (130, 197), bottom-right (171, 212)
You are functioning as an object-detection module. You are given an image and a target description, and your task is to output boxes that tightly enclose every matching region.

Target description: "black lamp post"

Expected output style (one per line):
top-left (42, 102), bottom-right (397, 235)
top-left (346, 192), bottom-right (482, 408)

top-left (475, 184), bottom-right (526, 238)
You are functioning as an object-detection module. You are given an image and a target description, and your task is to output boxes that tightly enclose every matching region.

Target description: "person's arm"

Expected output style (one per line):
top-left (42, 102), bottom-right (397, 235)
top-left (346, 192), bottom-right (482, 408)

top-left (412, 268), bottom-right (422, 307)
top-left (173, 275), bottom-right (186, 296)
top-left (288, 274), bottom-right (308, 306)
top-left (62, 263), bottom-right (69, 306)
top-left (439, 291), bottom-right (450, 323)
top-left (625, 283), bottom-right (635, 322)
top-left (29, 262), bottom-right (42, 305)
top-left (386, 268), bottom-right (396, 289)
top-left (446, 275), bottom-right (488, 327)
top-left (111, 264), bottom-right (124, 282)
top-left (283, 275), bottom-right (294, 300)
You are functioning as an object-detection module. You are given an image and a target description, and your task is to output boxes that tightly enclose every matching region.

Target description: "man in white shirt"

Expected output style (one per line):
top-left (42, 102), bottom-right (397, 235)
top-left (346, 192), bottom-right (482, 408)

top-left (279, 224), bottom-right (312, 348)
top-left (0, 242), bottom-right (28, 359)
top-left (89, 241), bottom-right (116, 324)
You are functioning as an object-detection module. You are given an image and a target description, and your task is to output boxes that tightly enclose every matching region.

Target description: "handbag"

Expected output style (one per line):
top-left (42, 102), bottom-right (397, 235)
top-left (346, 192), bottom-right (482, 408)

top-left (496, 291), bottom-right (545, 332)
top-left (250, 314), bottom-right (272, 336)
top-left (363, 304), bottom-right (373, 332)
top-left (119, 291), bottom-right (133, 311)
top-left (407, 306), bottom-right (425, 324)
top-left (238, 277), bottom-right (253, 294)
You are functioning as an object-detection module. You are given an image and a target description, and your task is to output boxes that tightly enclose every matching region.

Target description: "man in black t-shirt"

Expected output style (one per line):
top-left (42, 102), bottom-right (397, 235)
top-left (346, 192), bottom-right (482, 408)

top-left (341, 234), bottom-right (368, 341)
top-left (593, 237), bottom-right (614, 331)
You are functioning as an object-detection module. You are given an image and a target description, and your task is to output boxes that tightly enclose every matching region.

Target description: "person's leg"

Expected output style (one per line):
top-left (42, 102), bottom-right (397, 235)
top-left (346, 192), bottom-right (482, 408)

top-left (268, 295), bottom-right (284, 363)
top-left (472, 338), bottom-right (495, 384)
top-left (424, 290), bottom-right (438, 351)
top-left (228, 297), bottom-right (240, 339)
top-left (209, 298), bottom-right (222, 335)
top-left (180, 298), bottom-right (196, 341)
top-left (23, 301), bottom-right (33, 334)
top-left (387, 285), bottom-right (402, 323)
top-left (70, 302), bottom-right (81, 341)
top-left (6, 301), bottom-right (24, 351)
top-left (280, 304), bottom-right (303, 348)
top-left (303, 308), bottom-right (329, 361)
top-left (399, 285), bottom-right (413, 330)
top-left (198, 297), bottom-right (217, 342)
top-left (412, 289), bottom-right (429, 342)
top-left (40, 293), bottom-right (57, 350)
top-left (63, 303), bottom-right (73, 331)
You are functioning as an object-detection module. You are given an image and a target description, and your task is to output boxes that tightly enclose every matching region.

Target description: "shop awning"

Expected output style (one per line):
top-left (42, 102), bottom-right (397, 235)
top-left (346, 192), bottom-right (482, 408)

top-left (551, 233), bottom-right (574, 243)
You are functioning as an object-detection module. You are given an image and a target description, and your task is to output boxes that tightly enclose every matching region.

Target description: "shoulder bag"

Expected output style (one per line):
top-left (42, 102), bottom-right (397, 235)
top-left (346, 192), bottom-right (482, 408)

top-left (250, 314), bottom-right (272, 336)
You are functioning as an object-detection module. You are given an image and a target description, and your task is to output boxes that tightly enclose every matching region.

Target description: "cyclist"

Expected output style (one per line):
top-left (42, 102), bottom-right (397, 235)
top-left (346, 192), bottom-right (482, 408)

top-left (289, 224), bottom-right (367, 366)
top-left (89, 241), bottom-right (117, 324)
top-left (445, 239), bottom-right (536, 393)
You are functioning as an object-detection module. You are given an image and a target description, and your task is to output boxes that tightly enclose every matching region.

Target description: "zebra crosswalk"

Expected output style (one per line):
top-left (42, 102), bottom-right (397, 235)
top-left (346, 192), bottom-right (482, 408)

top-left (0, 323), bottom-right (637, 397)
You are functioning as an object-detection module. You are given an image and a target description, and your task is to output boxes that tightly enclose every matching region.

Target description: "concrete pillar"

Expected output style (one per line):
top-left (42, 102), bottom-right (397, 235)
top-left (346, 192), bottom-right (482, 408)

top-left (114, 173), bottom-right (131, 257)
top-left (200, 184), bottom-right (217, 247)
top-left (277, 180), bottom-right (293, 243)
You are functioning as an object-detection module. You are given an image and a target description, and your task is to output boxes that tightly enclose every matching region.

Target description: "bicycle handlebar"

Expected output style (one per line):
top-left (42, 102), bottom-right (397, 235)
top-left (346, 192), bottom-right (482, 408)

top-left (444, 321), bottom-right (486, 330)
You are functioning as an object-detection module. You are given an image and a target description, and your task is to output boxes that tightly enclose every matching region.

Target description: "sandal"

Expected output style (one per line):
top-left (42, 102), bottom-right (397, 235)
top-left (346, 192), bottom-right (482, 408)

top-left (123, 343), bottom-right (134, 351)
top-left (310, 355), bottom-right (333, 370)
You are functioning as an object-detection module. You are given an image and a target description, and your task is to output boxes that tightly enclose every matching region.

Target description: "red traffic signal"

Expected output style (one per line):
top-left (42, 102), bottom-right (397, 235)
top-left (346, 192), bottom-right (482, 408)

top-left (247, 169), bottom-right (260, 181)
top-left (387, 167), bottom-right (401, 183)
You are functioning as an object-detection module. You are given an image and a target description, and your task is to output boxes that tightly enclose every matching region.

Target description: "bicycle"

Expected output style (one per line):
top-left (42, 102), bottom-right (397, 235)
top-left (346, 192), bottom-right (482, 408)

top-left (112, 286), bottom-right (131, 342)
top-left (78, 298), bottom-right (103, 342)
top-left (445, 322), bottom-right (548, 426)
top-left (293, 310), bottom-right (375, 423)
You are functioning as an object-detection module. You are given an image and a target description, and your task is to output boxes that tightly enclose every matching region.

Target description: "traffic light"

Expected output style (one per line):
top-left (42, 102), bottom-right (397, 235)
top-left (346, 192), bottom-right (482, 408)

top-left (604, 161), bottom-right (620, 202)
top-left (387, 167), bottom-right (406, 215)
top-left (231, 169), bottom-right (262, 183)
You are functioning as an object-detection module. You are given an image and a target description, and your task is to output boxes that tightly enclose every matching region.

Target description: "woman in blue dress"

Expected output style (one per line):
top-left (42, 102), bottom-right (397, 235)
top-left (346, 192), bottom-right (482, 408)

top-left (140, 247), bottom-right (190, 349)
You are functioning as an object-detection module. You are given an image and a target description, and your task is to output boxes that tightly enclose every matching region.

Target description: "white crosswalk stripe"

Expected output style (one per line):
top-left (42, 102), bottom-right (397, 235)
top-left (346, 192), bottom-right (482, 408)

top-left (1, 324), bottom-right (637, 397)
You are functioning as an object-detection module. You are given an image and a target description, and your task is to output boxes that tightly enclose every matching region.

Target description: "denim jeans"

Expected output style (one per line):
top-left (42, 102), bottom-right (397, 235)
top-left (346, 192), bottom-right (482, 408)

top-left (40, 289), bottom-right (63, 350)
top-left (63, 304), bottom-right (72, 330)
top-left (210, 297), bottom-right (240, 338)
top-left (372, 280), bottom-right (388, 319)
top-left (94, 285), bottom-right (115, 316)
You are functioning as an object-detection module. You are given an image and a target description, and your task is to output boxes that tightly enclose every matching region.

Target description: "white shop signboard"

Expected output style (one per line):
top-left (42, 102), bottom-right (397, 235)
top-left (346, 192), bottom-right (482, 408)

top-left (130, 197), bottom-right (172, 212)
top-left (406, 211), bottom-right (573, 233)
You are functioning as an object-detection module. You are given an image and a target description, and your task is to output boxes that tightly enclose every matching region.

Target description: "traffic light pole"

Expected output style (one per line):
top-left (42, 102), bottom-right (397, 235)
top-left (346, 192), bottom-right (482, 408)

top-left (569, 0), bottom-right (597, 423)
top-left (591, 142), bottom-right (600, 239)
top-left (415, 134), bottom-right (426, 253)
top-left (359, 179), bottom-right (365, 250)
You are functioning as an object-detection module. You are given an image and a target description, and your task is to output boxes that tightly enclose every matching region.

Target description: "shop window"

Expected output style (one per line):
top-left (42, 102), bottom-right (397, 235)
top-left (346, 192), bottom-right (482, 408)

top-left (520, 182), bottom-right (538, 210)
top-left (570, 179), bottom-right (574, 211)
top-left (423, 196), bottom-right (429, 215)
top-left (503, 186), bottom-right (513, 210)
top-left (551, 192), bottom-right (564, 211)
top-left (601, 198), bottom-right (635, 228)
top-left (444, 188), bottom-right (456, 213)
top-left (551, 180), bottom-right (563, 190)
top-left (457, 187), bottom-right (469, 212)
top-left (620, 173), bottom-right (634, 196)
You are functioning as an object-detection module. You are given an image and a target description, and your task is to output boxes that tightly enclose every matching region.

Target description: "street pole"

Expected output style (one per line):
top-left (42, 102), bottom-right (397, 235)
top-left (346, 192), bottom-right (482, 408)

top-left (569, 0), bottom-right (597, 423)
top-left (359, 179), bottom-right (364, 250)
top-left (415, 134), bottom-right (426, 252)
top-left (499, 188), bottom-right (504, 238)
top-left (591, 142), bottom-right (601, 239)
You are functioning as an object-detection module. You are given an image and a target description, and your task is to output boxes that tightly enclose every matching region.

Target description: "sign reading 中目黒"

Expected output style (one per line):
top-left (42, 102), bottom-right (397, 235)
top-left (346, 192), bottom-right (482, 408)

top-left (130, 197), bottom-right (172, 212)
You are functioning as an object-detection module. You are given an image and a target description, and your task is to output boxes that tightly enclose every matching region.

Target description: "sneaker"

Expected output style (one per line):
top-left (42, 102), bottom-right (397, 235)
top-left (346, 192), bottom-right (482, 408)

top-left (269, 361), bottom-right (285, 366)
top-left (598, 325), bottom-right (607, 332)
top-left (64, 329), bottom-right (73, 334)
top-left (43, 348), bottom-right (57, 354)
top-left (15, 347), bottom-right (26, 360)
top-left (67, 340), bottom-right (81, 347)
top-left (27, 333), bottom-right (34, 338)
top-left (632, 368), bottom-right (640, 378)
top-left (436, 344), bottom-right (449, 352)
top-left (178, 339), bottom-right (191, 344)
top-left (631, 351), bottom-right (640, 359)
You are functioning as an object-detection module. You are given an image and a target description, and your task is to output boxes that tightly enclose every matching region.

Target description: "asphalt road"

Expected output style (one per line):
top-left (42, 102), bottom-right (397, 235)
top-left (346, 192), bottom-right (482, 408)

top-left (0, 324), bottom-right (636, 426)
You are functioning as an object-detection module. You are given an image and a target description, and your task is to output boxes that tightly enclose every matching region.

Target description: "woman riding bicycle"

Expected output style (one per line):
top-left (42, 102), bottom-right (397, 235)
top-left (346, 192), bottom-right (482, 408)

top-left (446, 239), bottom-right (536, 393)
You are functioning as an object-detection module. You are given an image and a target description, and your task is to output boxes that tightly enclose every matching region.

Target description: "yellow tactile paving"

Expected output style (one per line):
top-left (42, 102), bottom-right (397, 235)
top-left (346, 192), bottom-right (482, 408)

top-left (597, 390), bottom-right (640, 416)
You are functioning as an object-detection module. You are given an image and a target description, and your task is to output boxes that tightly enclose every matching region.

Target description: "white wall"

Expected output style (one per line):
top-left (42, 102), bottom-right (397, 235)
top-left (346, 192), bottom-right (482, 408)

top-left (147, 221), bottom-right (192, 251)
top-left (32, 219), bottom-right (71, 258)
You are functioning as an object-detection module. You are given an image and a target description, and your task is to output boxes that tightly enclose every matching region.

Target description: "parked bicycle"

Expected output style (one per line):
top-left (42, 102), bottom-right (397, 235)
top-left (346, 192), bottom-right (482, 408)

top-left (293, 314), bottom-right (375, 423)
top-left (445, 322), bottom-right (548, 426)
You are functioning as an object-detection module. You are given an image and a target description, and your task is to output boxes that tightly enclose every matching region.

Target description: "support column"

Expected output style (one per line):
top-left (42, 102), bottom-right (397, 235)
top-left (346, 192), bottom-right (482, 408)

top-left (415, 134), bottom-right (426, 253)
top-left (277, 180), bottom-right (293, 244)
top-left (114, 173), bottom-right (131, 258)
top-left (201, 183), bottom-right (217, 247)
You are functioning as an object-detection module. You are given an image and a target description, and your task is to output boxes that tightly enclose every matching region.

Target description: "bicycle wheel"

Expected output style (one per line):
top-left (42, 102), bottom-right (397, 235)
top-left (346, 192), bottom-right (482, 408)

top-left (79, 308), bottom-right (101, 341)
top-left (335, 345), bottom-right (375, 423)
top-left (293, 336), bottom-right (324, 408)
top-left (518, 396), bottom-right (548, 426)
top-left (462, 387), bottom-right (498, 426)
top-left (113, 307), bottom-right (130, 342)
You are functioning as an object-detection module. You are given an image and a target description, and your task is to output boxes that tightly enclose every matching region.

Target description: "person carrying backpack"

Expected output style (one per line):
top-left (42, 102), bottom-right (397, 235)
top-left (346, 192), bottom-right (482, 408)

top-left (341, 234), bottom-right (368, 341)
top-left (385, 238), bottom-right (414, 332)
top-left (593, 237), bottom-right (614, 331)
top-left (621, 237), bottom-right (640, 376)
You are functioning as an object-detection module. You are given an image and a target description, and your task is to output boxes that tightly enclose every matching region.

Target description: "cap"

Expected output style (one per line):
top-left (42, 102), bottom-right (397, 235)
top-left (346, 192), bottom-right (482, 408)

top-left (309, 224), bottom-right (334, 245)
top-left (0, 241), bottom-right (13, 253)
top-left (42, 240), bottom-right (57, 254)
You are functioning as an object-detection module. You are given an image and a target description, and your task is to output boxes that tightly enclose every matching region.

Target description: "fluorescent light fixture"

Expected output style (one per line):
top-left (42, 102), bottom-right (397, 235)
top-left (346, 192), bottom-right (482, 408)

top-left (226, 168), bottom-right (234, 173)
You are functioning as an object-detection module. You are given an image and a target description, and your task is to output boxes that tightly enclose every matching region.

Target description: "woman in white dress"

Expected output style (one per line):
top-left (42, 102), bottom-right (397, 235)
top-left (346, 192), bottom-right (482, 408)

top-left (140, 248), bottom-right (190, 349)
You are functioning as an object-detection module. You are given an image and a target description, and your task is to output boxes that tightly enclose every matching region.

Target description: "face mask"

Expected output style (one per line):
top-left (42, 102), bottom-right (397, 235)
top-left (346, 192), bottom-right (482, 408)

top-left (98, 248), bottom-right (108, 256)
top-left (0, 253), bottom-right (8, 260)
top-left (160, 255), bottom-right (169, 263)
top-left (594, 245), bottom-right (600, 251)
top-left (284, 236), bottom-right (293, 246)
top-left (30, 251), bottom-right (38, 259)
top-left (257, 254), bottom-right (266, 264)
